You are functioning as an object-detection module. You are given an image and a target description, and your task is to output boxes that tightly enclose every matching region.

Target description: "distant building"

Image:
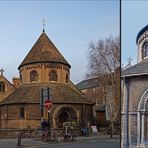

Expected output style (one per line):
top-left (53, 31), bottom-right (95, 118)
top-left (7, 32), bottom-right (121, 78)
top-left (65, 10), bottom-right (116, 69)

top-left (76, 70), bottom-right (120, 126)
top-left (0, 71), bottom-right (16, 102)
top-left (122, 25), bottom-right (148, 148)
top-left (76, 77), bottom-right (106, 125)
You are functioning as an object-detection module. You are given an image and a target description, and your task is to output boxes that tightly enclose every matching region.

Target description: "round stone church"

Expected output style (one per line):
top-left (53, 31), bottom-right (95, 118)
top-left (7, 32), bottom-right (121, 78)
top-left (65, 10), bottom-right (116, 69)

top-left (122, 25), bottom-right (148, 148)
top-left (0, 30), bottom-right (93, 130)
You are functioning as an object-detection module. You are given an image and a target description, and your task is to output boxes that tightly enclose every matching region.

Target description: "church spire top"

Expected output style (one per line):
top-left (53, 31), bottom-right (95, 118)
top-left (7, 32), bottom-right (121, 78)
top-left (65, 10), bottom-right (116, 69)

top-left (0, 68), bottom-right (4, 76)
top-left (42, 18), bottom-right (45, 33)
top-left (127, 57), bottom-right (132, 65)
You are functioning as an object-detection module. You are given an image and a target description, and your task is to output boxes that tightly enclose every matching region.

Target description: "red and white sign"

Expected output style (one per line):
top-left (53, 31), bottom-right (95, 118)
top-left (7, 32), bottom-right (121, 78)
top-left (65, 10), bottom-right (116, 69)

top-left (44, 99), bottom-right (52, 109)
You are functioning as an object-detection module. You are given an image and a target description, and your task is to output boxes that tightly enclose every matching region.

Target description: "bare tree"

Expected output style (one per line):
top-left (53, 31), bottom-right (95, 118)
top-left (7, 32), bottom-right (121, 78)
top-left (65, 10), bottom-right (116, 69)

top-left (86, 36), bottom-right (120, 138)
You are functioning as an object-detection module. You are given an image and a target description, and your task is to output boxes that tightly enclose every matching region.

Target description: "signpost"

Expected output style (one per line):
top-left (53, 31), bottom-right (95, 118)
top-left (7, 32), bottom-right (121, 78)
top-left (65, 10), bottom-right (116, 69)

top-left (44, 99), bottom-right (52, 109)
top-left (40, 87), bottom-right (52, 136)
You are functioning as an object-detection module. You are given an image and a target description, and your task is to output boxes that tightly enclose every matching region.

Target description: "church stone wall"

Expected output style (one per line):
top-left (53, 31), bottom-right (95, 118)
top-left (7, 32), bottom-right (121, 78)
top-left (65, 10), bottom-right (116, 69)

top-left (129, 76), bottom-right (148, 112)
top-left (125, 76), bottom-right (148, 146)
top-left (20, 63), bottom-right (70, 85)
top-left (0, 103), bottom-right (93, 129)
top-left (50, 103), bottom-right (93, 127)
top-left (0, 104), bottom-right (40, 129)
top-left (129, 114), bottom-right (137, 145)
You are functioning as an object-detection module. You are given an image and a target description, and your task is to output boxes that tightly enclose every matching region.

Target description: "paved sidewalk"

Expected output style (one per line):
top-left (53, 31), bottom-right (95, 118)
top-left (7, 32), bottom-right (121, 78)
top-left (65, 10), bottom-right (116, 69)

top-left (0, 134), bottom-right (120, 148)
top-left (77, 134), bottom-right (119, 141)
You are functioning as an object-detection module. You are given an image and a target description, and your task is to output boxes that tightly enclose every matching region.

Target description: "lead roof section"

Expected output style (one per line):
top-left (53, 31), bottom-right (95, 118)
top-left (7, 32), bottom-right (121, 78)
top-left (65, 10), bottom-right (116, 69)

top-left (122, 58), bottom-right (148, 77)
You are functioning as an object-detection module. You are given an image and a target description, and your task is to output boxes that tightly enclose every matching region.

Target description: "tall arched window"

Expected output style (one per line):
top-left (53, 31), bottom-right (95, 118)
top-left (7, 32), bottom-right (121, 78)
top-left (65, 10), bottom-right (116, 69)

top-left (142, 42), bottom-right (148, 59)
top-left (49, 70), bottom-right (57, 81)
top-left (20, 107), bottom-right (25, 119)
top-left (20, 74), bottom-right (22, 83)
top-left (65, 74), bottom-right (69, 83)
top-left (30, 70), bottom-right (38, 82)
top-left (0, 81), bottom-right (5, 92)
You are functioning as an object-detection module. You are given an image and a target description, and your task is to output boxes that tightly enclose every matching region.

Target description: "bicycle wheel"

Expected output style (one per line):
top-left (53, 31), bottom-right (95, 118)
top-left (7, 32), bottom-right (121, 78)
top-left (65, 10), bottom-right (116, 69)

top-left (32, 130), bottom-right (39, 141)
top-left (72, 134), bottom-right (76, 141)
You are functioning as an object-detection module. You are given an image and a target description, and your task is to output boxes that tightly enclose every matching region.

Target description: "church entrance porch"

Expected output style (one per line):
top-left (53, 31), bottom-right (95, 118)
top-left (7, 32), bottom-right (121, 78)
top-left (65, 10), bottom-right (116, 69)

top-left (52, 105), bottom-right (78, 128)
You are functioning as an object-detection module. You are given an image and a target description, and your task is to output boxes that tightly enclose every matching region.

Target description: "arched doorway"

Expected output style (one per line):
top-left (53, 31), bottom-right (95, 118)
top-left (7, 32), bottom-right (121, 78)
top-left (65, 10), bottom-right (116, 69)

top-left (137, 89), bottom-right (148, 146)
top-left (58, 111), bottom-right (71, 128)
top-left (57, 107), bottom-right (77, 128)
top-left (52, 105), bottom-right (77, 128)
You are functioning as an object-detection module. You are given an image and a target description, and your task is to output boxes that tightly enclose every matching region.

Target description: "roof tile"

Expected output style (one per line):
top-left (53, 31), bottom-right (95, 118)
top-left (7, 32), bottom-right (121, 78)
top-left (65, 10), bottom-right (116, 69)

top-left (18, 33), bottom-right (70, 69)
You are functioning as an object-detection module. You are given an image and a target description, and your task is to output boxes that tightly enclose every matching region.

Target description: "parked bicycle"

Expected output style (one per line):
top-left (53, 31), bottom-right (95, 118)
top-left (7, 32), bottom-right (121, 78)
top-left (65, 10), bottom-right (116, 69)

top-left (32, 127), bottom-right (62, 142)
top-left (31, 127), bottom-right (43, 141)
top-left (41, 129), bottom-right (61, 142)
top-left (63, 125), bottom-right (76, 141)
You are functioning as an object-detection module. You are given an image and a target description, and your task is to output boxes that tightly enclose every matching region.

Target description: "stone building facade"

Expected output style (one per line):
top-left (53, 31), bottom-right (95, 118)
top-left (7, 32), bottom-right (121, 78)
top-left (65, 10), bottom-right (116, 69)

top-left (0, 31), bottom-right (93, 130)
top-left (76, 77), bottom-right (106, 125)
top-left (122, 25), bottom-right (148, 148)
top-left (77, 69), bottom-right (120, 126)
top-left (0, 72), bottom-right (16, 102)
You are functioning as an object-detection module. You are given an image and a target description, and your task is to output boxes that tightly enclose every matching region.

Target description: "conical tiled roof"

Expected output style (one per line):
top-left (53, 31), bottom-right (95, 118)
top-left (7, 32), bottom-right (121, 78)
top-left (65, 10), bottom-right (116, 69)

top-left (18, 32), bottom-right (70, 69)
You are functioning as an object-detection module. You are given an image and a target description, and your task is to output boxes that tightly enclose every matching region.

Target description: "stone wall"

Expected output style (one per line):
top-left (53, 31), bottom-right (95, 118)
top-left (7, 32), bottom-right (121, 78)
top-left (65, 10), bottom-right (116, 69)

top-left (0, 128), bottom-right (81, 139)
top-left (0, 103), bottom-right (93, 129)
top-left (121, 75), bottom-right (148, 147)
top-left (0, 104), bottom-right (41, 129)
top-left (19, 63), bottom-right (70, 85)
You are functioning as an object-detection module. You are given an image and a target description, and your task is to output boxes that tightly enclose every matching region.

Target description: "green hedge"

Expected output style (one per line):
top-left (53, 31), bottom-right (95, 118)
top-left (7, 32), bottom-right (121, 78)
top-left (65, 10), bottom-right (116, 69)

top-left (62, 121), bottom-right (77, 128)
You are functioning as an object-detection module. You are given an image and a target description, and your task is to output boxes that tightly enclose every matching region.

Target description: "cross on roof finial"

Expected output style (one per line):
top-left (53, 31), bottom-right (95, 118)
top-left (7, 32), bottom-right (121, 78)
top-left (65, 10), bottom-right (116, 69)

top-left (127, 57), bottom-right (132, 65)
top-left (0, 68), bottom-right (4, 76)
top-left (42, 18), bottom-right (45, 33)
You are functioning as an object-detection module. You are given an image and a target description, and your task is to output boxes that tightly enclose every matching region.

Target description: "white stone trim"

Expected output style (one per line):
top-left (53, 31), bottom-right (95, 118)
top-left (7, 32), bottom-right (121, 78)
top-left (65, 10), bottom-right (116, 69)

top-left (138, 89), bottom-right (148, 111)
top-left (122, 73), bottom-right (148, 78)
top-left (121, 111), bottom-right (137, 115)
top-left (137, 112), bottom-right (140, 145)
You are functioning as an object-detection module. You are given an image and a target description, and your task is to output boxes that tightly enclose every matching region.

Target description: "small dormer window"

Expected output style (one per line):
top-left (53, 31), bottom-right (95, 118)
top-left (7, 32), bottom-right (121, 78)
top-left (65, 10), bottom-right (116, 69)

top-left (30, 70), bottom-right (38, 82)
top-left (0, 81), bottom-right (5, 92)
top-left (49, 70), bottom-right (57, 81)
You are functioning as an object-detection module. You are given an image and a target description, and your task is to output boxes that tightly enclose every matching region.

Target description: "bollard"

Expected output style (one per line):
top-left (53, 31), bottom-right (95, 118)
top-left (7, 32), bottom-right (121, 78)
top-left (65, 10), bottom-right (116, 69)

top-left (16, 132), bottom-right (22, 146)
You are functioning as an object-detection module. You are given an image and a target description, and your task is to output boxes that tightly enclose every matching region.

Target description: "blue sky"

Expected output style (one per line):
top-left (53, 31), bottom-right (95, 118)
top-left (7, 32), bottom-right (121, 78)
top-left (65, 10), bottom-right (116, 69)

top-left (0, 1), bottom-right (119, 84)
top-left (122, 0), bottom-right (148, 67)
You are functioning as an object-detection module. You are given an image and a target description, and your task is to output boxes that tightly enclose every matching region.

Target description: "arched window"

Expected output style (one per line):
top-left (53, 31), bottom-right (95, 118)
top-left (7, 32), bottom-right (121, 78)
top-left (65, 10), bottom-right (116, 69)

top-left (142, 42), bottom-right (148, 59)
top-left (0, 81), bottom-right (5, 92)
top-left (20, 74), bottom-right (22, 83)
top-left (65, 74), bottom-right (69, 83)
top-left (20, 107), bottom-right (25, 119)
top-left (30, 70), bottom-right (38, 82)
top-left (49, 70), bottom-right (57, 81)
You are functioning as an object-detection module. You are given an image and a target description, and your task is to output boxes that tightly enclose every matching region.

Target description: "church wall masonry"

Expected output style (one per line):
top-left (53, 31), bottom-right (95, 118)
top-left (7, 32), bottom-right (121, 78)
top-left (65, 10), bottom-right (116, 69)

top-left (0, 32), bottom-right (93, 134)
top-left (20, 63), bottom-right (70, 85)
top-left (122, 24), bottom-right (148, 148)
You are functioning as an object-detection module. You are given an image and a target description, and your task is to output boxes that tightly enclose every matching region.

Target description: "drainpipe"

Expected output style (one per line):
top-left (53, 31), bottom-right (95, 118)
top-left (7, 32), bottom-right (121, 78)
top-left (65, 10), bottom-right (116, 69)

top-left (124, 77), bottom-right (130, 148)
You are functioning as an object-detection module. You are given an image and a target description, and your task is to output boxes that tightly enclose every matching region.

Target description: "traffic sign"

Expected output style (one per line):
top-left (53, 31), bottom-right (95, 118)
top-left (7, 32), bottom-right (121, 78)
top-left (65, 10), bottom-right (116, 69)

top-left (44, 99), bottom-right (52, 109)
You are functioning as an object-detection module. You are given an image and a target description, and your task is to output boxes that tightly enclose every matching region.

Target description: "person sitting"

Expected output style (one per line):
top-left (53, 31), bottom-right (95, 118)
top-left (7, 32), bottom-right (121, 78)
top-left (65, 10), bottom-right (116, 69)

top-left (81, 126), bottom-right (88, 136)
